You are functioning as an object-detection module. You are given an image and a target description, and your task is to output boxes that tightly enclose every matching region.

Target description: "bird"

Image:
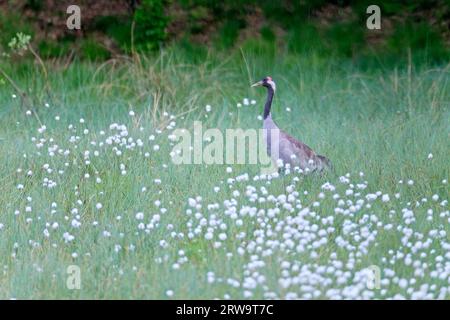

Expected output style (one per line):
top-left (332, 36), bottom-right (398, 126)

top-left (251, 76), bottom-right (331, 173)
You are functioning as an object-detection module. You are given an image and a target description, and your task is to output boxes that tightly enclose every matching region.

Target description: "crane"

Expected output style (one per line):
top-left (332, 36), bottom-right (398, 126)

top-left (251, 76), bottom-right (331, 173)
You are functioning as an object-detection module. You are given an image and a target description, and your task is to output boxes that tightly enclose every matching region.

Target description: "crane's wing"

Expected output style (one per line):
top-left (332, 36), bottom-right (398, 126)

top-left (280, 131), bottom-right (331, 171)
top-left (281, 131), bottom-right (316, 158)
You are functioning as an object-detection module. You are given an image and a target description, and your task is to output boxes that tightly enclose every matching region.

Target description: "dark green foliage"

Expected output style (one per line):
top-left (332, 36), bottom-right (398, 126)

top-left (325, 21), bottom-right (365, 57)
top-left (287, 23), bottom-right (327, 56)
top-left (188, 5), bottom-right (210, 34)
top-left (350, 0), bottom-right (449, 22)
top-left (133, 0), bottom-right (169, 51)
top-left (260, 0), bottom-right (328, 28)
top-left (260, 25), bottom-right (276, 43)
top-left (38, 39), bottom-right (72, 58)
top-left (215, 19), bottom-right (245, 49)
top-left (0, 0), bottom-right (448, 63)
top-left (78, 38), bottom-right (111, 60)
top-left (387, 22), bottom-right (450, 63)
top-left (92, 15), bottom-right (133, 53)
top-left (287, 21), bottom-right (365, 59)
top-left (177, 37), bottom-right (209, 63)
top-left (24, 0), bottom-right (43, 11)
top-left (0, 12), bottom-right (34, 50)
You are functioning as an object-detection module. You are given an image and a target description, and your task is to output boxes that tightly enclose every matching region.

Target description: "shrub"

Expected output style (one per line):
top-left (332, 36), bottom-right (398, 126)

top-left (92, 15), bottom-right (133, 53)
top-left (133, 0), bottom-right (169, 51)
top-left (0, 12), bottom-right (34, 52)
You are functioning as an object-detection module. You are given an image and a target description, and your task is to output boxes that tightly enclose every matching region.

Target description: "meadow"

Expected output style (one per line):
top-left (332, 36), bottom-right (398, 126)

top-left (0, 47), bottom-right (449, 299)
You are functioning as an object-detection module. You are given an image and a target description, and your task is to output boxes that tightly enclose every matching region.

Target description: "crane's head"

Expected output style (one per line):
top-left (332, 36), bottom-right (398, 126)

top-left (251, 76), bottom-right (276, 91)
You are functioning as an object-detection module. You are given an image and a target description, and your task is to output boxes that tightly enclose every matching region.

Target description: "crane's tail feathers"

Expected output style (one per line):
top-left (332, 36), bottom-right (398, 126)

top-left (316, 155), bottom-right (333, 173)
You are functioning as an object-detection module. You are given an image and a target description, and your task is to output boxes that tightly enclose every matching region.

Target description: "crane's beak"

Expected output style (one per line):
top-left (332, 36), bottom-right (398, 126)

top-left (251, 81), bottom-right (263, 87)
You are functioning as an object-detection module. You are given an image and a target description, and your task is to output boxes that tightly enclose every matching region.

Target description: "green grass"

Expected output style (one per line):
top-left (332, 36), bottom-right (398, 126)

top-left (0, 47), bottom-right (449, 299)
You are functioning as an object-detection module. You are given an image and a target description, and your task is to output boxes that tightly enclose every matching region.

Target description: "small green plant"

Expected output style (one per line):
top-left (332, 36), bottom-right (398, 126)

top-left (0, 33), bottom-right (49, 120)
top-left (8, 32), bottom-right (31, 56)
top-left (5, 33), bottom-right (47, 82)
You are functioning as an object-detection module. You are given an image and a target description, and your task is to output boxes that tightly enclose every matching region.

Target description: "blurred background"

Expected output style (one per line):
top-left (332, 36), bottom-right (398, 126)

top-left (1, 0), bottom-right (449, 66)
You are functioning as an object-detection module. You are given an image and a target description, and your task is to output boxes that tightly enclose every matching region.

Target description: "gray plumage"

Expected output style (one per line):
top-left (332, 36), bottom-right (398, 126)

top-left (252, 76), bottom-right (331, 173)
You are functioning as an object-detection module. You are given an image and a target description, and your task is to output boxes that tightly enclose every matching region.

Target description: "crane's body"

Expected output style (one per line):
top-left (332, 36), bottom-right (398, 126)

top-left (252, 76), bottom-right (331, 173)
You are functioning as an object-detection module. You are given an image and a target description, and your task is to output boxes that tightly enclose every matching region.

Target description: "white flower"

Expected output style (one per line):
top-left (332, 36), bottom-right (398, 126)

top-left (159, 240), bottom-right (168, 248)
top-left (205, 232), bottom-right (213, 240)
top-left (427, 153), bottom-right (433, 159)
top-left (205, 105), bottom-right (211, 112)
top-left (188, 198), bottom-right (197, 207)
top-left (96, 203), bottom-right (103, 210)
top-left (276, 159), bottom-right (284, 168)
top-left (129, 110), bottom-right (135, 116)
top-left (71, 219), bottom-right (81, 228)
top-left (135, 212), bottom-right (144, 220)
top-left (382, 194), bottom-right (390, 202)
top-left (63, 232), bottom-right (75, 243)
top-left (321, 182), bottom-right (336, 191)
top-left (166, 290), bottom-right (174, 297)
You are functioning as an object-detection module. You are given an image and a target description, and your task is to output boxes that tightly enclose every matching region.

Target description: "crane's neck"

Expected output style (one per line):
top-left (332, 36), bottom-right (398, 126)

top-left (263, 86), bottom-right (274, 120)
